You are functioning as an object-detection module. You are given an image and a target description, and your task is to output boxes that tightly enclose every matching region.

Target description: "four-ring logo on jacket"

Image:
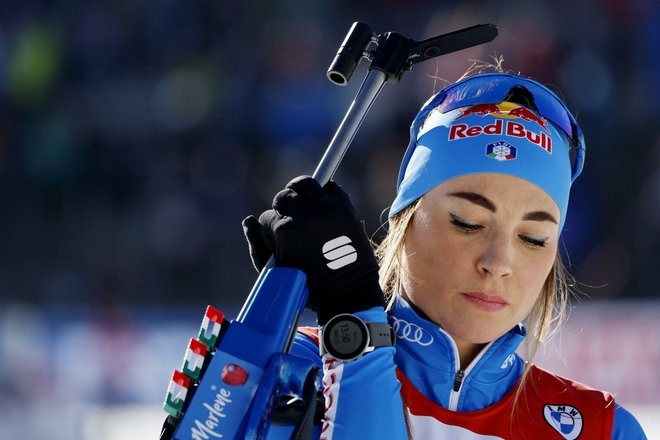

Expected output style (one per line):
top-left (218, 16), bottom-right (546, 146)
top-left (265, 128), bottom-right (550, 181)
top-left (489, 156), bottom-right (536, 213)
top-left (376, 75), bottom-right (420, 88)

top-left (323, 236), bottom-right (357, 269)
top-left (389, 317), bottom-right (434, 346)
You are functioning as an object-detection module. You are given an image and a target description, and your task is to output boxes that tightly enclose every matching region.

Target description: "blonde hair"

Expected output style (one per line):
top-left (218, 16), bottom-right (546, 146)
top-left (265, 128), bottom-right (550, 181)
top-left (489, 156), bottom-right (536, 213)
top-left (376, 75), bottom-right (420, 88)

top-left (375, 200), bottom-right (574, 433)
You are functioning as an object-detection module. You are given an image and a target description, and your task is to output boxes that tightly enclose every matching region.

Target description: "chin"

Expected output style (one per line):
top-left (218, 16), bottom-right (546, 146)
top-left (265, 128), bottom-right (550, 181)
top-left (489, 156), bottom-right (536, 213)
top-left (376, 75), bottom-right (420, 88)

top-left (449, 323), bottom-right (509, 345)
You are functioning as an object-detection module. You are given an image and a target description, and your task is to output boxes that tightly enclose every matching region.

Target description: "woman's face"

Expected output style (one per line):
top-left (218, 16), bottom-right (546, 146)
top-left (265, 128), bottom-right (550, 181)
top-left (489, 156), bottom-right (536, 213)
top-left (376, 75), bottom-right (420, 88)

top-left (401, 173), bottom-right (559, 345)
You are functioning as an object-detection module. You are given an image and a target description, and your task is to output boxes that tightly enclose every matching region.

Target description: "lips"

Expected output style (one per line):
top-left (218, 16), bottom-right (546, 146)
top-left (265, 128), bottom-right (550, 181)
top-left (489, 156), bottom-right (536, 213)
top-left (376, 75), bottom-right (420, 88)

top-left (460, 292), bottom-right (508, 312)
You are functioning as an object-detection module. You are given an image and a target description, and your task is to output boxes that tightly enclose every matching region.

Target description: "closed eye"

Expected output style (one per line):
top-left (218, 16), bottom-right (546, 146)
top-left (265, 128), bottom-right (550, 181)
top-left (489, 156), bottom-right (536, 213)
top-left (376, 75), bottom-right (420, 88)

top-left (450, 213), bottom-right (483, 233)
top-left (519, 235), bottom-right (549, 248)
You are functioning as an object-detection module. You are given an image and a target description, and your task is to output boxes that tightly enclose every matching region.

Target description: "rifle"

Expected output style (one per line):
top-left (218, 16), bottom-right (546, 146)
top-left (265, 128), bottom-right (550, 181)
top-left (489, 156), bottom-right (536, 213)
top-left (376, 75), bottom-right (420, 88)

top-left (160, 21), bottom-right (497, 440)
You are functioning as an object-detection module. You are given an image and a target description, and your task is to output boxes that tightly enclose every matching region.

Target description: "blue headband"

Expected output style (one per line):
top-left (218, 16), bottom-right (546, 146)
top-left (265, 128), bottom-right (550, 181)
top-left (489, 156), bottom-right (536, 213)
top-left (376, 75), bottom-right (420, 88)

top-left (389, 74), bottom-right (584, 232)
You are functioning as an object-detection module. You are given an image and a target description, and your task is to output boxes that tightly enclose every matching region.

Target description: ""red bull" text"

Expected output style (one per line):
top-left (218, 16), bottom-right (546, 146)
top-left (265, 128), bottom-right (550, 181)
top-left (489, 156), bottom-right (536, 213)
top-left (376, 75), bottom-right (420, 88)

top-left (448, 119), bottom-right (552, 153)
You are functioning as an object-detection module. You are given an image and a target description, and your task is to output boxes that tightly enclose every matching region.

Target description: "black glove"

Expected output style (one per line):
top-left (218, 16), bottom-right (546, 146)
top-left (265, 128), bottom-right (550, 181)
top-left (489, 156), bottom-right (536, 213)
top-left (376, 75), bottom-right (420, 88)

top-left (242, 175), bottom-right (385, 324)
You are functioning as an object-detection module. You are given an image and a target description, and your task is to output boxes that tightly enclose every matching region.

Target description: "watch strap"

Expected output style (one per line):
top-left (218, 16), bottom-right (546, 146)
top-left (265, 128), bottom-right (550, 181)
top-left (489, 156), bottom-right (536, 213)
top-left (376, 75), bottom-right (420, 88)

top-left (366, 322), bottom-right (395, 348)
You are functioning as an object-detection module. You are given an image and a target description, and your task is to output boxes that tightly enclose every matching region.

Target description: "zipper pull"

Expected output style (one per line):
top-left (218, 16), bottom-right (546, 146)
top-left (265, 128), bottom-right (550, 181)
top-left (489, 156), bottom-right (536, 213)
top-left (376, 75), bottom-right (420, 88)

top-left (453, 369), bottom-right (465, 392)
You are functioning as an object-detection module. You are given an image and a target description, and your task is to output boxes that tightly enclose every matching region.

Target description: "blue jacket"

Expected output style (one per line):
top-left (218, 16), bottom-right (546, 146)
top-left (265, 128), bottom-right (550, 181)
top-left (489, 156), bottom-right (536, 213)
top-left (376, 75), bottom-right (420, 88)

top-left (269, 295), bottom-right (646, 439)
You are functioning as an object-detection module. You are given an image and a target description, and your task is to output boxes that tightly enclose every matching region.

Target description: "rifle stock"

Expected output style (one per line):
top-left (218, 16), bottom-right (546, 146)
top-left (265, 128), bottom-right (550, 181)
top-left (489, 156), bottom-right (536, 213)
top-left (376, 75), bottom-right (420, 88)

top-left (161, 268), bottom-right (318, 439)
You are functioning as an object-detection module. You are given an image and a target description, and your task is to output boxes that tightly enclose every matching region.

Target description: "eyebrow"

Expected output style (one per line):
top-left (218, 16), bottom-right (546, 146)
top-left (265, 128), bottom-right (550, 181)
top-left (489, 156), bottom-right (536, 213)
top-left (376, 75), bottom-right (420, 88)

top-left (448, 192), bottom-right (496, 212)
top-left (448, 191), bottom-right (558, 224)
top-left (522, 211), bottom-right (558, 224)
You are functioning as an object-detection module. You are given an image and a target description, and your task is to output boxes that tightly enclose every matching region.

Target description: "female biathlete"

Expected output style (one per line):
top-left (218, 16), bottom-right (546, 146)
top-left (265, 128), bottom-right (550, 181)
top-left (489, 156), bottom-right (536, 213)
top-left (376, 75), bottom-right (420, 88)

top-left (243, 71), bottom-right (647, 439)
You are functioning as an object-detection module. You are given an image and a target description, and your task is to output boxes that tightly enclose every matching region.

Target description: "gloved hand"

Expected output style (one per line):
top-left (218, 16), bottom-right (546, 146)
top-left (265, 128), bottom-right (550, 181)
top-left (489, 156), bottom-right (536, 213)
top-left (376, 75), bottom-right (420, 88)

top-left (242, 176), bottom-right (385, 325)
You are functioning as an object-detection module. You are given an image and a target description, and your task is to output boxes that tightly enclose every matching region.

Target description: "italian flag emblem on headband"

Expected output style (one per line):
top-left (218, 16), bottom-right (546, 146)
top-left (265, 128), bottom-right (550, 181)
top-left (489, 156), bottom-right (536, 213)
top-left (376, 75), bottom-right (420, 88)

top-left (182, 338), bottom-right (207, 380)
top-left (199, 305), bottom-right (224, 349)
top-left (163, 370), bottom-right (191, 417)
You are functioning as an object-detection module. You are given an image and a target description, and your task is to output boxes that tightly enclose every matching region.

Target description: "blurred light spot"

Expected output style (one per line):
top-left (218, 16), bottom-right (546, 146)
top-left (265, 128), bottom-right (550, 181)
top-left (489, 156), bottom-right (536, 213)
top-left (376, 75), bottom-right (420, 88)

top-left (6, 23), bottom-right (63, 106)
top-left (148, 195), bottom-right (206, 261)
top-left (0, 305), bottom-right (49, 394)
top-left (88, 77), bottom-right (154, 139)
top-left (559, 49), bottom-right (613, 112)
top-left (24, 116), bottom-right (78, 184)
top-left (152, 67), bottom-right (212, 130)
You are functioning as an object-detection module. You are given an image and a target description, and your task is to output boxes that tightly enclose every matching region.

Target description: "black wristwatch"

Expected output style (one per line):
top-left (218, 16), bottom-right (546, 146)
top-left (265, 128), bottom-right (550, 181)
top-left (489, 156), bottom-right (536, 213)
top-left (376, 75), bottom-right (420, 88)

top-left (319, 313), bottom-right (395, 362)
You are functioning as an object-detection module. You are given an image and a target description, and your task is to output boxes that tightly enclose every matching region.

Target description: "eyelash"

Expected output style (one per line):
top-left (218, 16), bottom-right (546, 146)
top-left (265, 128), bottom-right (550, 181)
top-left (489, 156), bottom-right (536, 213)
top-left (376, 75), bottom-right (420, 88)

top-left (520, 235), bottom-right (548, 248)
top-left (450, 214), bottom-right (548, 248)
top-left (450, 214), bottom-right (482, 233)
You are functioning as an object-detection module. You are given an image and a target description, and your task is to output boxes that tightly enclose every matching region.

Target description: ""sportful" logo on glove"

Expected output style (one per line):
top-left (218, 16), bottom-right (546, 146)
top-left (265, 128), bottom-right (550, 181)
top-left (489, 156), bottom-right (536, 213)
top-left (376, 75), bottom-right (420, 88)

top-left (322, 236), bottom-right (357, 270)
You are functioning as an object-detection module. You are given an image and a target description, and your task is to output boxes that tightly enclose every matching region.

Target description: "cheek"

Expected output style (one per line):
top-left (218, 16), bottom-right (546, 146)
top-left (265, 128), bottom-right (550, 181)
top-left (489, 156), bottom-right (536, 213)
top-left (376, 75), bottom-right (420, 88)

top-left (402, 222), bottom-right (467, 297)
top-left (406, 212), bottom-right (464, 263)
top-left (516, 250), bottom-right (556, 308)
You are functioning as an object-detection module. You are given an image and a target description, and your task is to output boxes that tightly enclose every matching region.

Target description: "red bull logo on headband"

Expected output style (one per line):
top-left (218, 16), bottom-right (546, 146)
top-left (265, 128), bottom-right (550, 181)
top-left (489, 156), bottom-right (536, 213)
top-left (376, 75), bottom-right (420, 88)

top-left (448, 102), bottom-right (553, 153)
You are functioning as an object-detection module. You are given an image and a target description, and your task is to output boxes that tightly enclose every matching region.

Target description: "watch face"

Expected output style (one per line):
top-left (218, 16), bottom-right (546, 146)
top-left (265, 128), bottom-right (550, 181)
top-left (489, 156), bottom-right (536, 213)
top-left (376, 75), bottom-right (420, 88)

top-left (323, 315), bottom-right (368, 360)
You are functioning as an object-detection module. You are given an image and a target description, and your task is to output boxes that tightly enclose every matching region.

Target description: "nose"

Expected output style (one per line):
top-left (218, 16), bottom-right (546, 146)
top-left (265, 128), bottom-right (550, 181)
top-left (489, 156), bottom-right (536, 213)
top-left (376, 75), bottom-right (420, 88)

top-left (477, 234), bottom-right (513, 278)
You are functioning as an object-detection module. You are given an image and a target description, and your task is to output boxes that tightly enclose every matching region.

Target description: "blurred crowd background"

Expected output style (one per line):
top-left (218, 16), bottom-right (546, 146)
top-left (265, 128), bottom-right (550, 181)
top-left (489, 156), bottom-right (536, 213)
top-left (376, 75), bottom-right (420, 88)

top-left (0, 0), bottom-right (658, 438)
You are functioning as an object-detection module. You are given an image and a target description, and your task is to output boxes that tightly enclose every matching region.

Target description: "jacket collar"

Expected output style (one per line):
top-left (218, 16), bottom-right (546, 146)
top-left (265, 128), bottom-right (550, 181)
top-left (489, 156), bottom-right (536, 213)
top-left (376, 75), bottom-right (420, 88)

top-left (389, 295), bottom-right (527, 411)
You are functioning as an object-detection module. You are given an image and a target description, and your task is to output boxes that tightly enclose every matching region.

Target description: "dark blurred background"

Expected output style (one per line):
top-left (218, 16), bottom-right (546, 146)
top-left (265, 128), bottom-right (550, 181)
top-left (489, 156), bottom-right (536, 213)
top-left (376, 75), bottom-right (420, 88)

top-left (1, 0), bottom-right (658, 310)
top-left (0, 0), bottom-right (658, 438)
